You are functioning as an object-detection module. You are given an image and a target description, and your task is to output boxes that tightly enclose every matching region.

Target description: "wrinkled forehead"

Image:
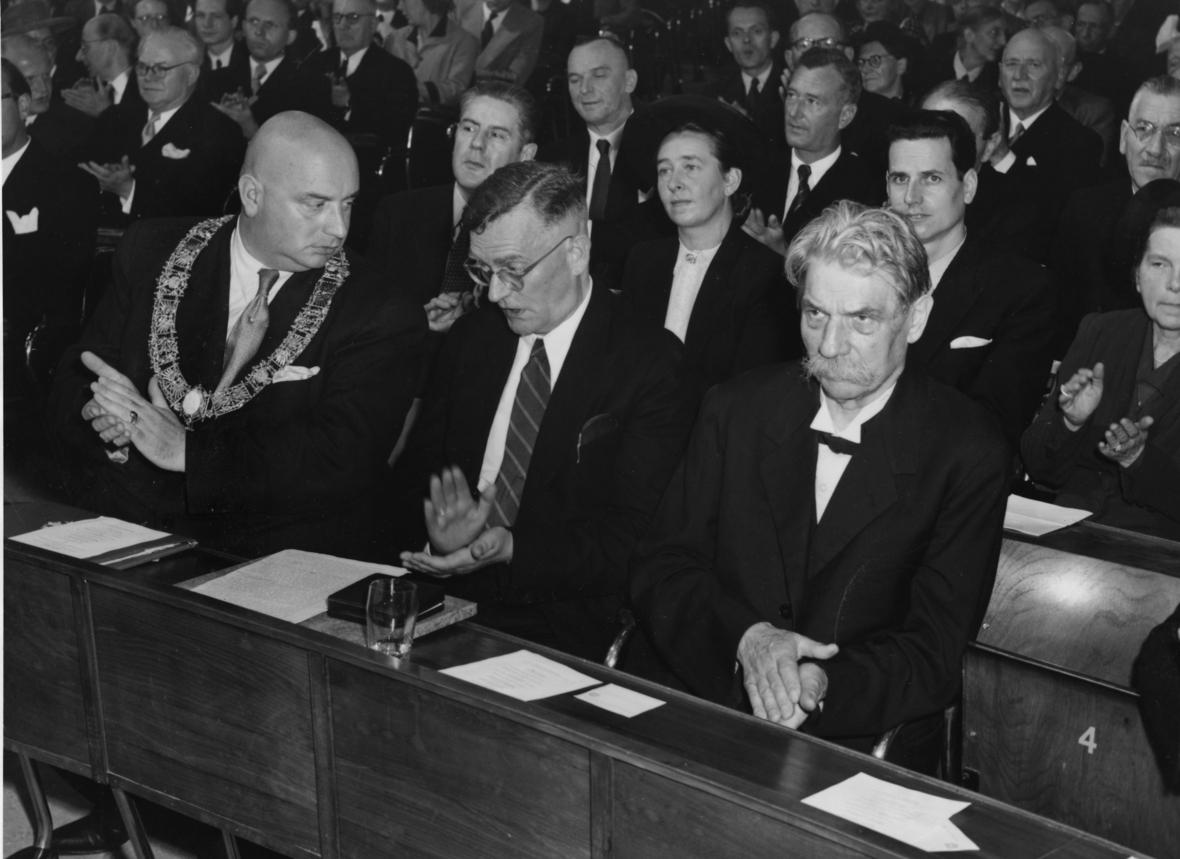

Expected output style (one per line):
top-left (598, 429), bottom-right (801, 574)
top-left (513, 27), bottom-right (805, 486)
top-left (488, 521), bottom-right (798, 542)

top-left (461, 95), bottom-right (522, 133)
top-left (247, 0), bottom-right (289, 24)
top-left (803, 260), bottom-right (903, 315)
top-left (136, 0), bottom-right (169, 15)
top-left (568, 41), bottom-right (626, 75)
top-left (1130, 91), bottom-right (1180, 125)
top-left (1004, 33), bottom-right (1053, 62)
top-left (470, 207), bottom-right (554, 262)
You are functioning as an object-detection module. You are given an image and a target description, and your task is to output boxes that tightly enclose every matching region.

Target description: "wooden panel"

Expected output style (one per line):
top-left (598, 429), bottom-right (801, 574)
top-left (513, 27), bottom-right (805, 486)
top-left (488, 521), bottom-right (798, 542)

top-left (330, 659), bottom-right (591, 859)
top-left (1005, 522), bottom-right (1180, 579)
top-left (964, 649), bottom-right (1180, 859)
top-left (983, 541), bottom-right (1180, 685)
top-left (2, 559), bottom-right (91, 771)
top-left (90, 587), bottom-right (321, 858)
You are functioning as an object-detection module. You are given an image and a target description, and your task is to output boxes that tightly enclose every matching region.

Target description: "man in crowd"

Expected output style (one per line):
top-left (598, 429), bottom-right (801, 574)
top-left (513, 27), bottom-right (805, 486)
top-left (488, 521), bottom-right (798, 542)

top-left (391, 160), bottom-right (697, 664)
top-left (887, 110), bottom-right (1055, 451)
top-left (742, 47), bottom-right (882, 257)
top-left (925, 6), bottom-right (1005, 91)
top-left (66, 12), bottom-right (141, 117)
top-left (195, 0), bottom-right (247, 74)
top-left (456, 0), bottom-right (542, 86)
top-left (711, 0), bottom-right (786, 149)
top-left (368, 81), bottom-right (538, 330)
top-left (537, 36), bottom-right (671, 293)
top-left (2, 34), bottom-right (93, 159)
top-left (130, 0), bottom-right (171, 40)
top-left (0, 0), bottom-right (89, 101)
top-left (1041, 26), bottom-right (1116, 167)
top-left (78, 28), bottom-right (245, 226)
top-left (1051, 76), bottom-right (1180, 353)
top-left (631, 201), bottom-right (1010, 774)
top-left (1072, 0), bottom-right (1135, 114)
top-left (64, 0), bottom-right (126, 25)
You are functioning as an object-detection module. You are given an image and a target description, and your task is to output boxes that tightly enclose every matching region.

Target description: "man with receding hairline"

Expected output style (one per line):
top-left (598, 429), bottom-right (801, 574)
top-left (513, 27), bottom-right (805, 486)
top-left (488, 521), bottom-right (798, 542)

top-left (50, 110), bottom-right (427, 559)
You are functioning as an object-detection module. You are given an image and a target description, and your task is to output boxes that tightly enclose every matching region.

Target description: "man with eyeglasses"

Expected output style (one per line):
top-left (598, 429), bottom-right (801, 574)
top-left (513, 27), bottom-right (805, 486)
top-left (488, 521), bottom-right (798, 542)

top-left (1051, 76), bottom-right (1180, 353)
top-left (65, 12), bottom-right (142, 117)
top-left (1, 34), bottom-right (94, 159)
top-left (390, 159), bottom-right (696, 664)
top-left (78, 26), bottom-right (245, 226)
top-left (208, 0), bottom-right (330, 137)
top-left (130, 0), bottom-right (171, 40)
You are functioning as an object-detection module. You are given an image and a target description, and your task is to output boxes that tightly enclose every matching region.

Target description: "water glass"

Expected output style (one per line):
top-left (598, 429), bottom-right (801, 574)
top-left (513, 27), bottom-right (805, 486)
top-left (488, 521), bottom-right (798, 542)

top-left (365, 578), bottom-right (418, 657)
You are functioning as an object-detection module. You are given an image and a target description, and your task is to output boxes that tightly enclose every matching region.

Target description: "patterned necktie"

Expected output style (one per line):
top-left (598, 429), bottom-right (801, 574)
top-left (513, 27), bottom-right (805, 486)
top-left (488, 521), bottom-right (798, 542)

top-left (487, 339), bottom-right (551, 528)
top-left (787, 163), bottom-right (812, 219)
top-left (746, 76), bottom-right (760, 114)
top-left (217, 268), bottom-right (279, 393)
top-left (815, 429), bottom-right (858, 456)
top-left (1009, 121), bottom-right (1026, 147)
top-left (588, 139), bottom-right (612, 221)
top-left (252, 62), bottom-right (267, 95)
top-left (481, 10), bottom-right (499, 49)
top-left (141, 113), bottom-right (158, 146)
top-left (440, 222), bottom-right (472, 294)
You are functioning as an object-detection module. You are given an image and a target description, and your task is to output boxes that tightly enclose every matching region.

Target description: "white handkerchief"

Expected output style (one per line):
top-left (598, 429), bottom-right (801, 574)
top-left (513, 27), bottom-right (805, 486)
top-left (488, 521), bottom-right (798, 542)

top-left (6, 207), bottom-right (39, 233)
top-left (1025, 155), bottom-right (1037, 166)
top-left (950, 336), bottom-right (992, 349)
top-left (575, 683), bottom-right (665, 718)
top-left (161, 143), bottom-right (191, 159)
top-left (272, 365), bottom-right (319, 383)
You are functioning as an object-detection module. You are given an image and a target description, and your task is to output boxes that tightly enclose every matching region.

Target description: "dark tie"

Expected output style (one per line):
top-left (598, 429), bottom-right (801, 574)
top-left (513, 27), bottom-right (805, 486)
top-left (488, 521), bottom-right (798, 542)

top-left (481, 10), bottom-right (499, 49)
top-left (588, 139), bottom-right (612, 221)
top-left (217, 269), bottom-right (279, 393)
top-left (487, 339), bottom-right (551, 528)
top-left (815, 429), bottom-right (858, 456)
top-left (339, 52), bottom-right (349, 77)
top-left (746, 76), bottom-right (760, 114)
top-left (786, 163), bottom-right (812, 219)
top-left (440, 223), bottom-right (471, 294)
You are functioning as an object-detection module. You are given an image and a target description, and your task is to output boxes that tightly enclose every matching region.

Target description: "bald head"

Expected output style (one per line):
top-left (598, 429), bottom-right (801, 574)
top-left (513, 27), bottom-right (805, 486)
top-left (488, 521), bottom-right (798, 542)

top-left (239, 112), bottom-right (359, 272)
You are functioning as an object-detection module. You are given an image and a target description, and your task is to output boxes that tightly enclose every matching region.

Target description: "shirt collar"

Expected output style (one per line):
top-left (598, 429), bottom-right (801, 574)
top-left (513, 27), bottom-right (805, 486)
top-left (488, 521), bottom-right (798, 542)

top-left (953, 51), bottom-right (981, 82)
top-left (250, 55), bottom-right (285, 78)
top-left (209, 43), bottom-right (233, 65)
top-left (810, 378), bottom-right (897, 443)
top-left (340, 46), bottom-right (369, 75)
top-left (519, 281), bottom-right (593, 385)
top-left (740, 66), bottom-right (773, 89)
top-left (2, 138), bottom-right (32, 187)
top-left (231, 219), bottom-right (297, 284)
top-left (674, 238), bottom-right (722, 268)
top-left (147, 104), bottom-right (182, 128)
top-left (791, 145), bottom-right (841, 185)
top-left (483, 2), bottom-right (504, 22)
top-left (1009, 103), bottom-right (1050, 133)
top-left (452, 182), bottom-right (468, 227)
top-left (109, 68), bottom-right (130, 101)
top-left (589, 113), bottom-right (630, 151)
top-left (927, 229), bottom-right (967, 292)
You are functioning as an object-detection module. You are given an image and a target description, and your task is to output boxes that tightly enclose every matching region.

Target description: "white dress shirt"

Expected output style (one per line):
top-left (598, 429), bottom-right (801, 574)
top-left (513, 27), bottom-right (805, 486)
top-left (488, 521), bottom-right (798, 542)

top-left (2, 138), bottom-right (31, 187)
top-left (585, 117), bottom-right (629, 237)
top-left (953, 52), bottom-right (983, 83)
top-left (927, 230), bottom-right (966, 292)
top-left (740, 65), bottom-right (772, 97)
top-left (120, 105), bottom-right (182, 214)
top-left (663, 241), bottom-right (720, 342)
top-left (341, 46), bottom-right (368, 76)
top-left (477, 283), bottom-right (594, 493)
top-left (109, 68), bottom-right (130, 104)
top-left (249, 55), bottom-right (285, 89)
top-left (1008, 103), bottom-right (1050, 138)
top-left (482, 2), bottom-right (507, 35)
top-left (783, 145), bottom-right (840, 219)
top-left (227, 223), bottom-right (295, 336)
top-left (208, 44), bottom-right (234, 69)
top-left (810, 382), bottom-right (896, 521)
top-left (452, 181), bottom-right (468, 227)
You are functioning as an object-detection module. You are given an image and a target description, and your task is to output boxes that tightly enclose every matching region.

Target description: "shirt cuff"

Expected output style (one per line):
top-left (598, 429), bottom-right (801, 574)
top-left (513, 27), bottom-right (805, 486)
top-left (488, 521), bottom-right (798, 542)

top-left (993, 150), bottom-right (1017, 174)
top-left (119, 179), bottom-right (136, 214)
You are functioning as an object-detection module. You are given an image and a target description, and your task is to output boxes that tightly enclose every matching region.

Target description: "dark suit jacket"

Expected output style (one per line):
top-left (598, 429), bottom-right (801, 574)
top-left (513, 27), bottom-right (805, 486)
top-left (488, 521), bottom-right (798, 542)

top-left (205, 52), bottom-right (331, 126)
top-left (48, 217), bottom-right (428, 559)
top-left (301, 47), bottom-right (418, 150)
top-left (1049, 180), bottom-right (1138, 356)
top-left (631, 363), bottom-right (1010, 749)
top-left (708, 62), bottom-right (787, 150)
top-left (390, 289), bottom-right (698, 662)
top-left (27, 100), bottom-right (94, 161)
top-left (842, 89), bottom-right (907, 176)
top-left (1007, 101), bottom-right (1103, 223)
top-left (200, 40), bottom-right (249, 99)
top-left (81, 94), bottom-right (246, 226)
top-left (620, 221), bottom-right (798, 391)
top-left (908, 236), bottom-right (1056, 451)
top-left (537, 124), bottom-right (675, 293)
top-left (966, 162), bottom-right (1050, 263)
top-left (1021, 309), bottom-right (1180, 541)
top-left (367, 182), bottom-right (453, 306)
top-left (922, 47), bottom-right (999, 94)
top-left (64, 0), bottom-right (125, 22)
top-left (3, 138), bottom-right (99, 390)
top-left (770, 146), bottom-right (886, 246)
top-left (461, 1), bottom-right (543, 85)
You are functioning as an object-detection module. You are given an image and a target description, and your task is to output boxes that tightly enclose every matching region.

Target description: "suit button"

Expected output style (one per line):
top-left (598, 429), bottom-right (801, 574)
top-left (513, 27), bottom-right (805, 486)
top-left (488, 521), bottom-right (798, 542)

top-left (779, 603), bottom-right (792, 621)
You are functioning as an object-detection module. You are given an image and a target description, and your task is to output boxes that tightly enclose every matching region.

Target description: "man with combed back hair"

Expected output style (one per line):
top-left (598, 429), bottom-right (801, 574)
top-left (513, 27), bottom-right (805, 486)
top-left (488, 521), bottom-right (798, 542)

top-left (390, 160), bottom-right (697, 663)
top-left (632, 201), bottom-right (1009, 774)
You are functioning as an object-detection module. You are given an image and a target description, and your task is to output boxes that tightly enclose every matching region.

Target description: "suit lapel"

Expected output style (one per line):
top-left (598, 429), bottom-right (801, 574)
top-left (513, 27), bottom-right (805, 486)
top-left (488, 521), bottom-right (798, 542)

top-left (908, 237), bottom-right (986, 364)
top-left (459, 307), bottom-right (519, 478)
top-left (633, 239), bottom-right (677, 324)
top-left (175, 220), bottom-right (234, 391)
top-left (784, 150), bottom-right (848, 237)
top-left (426, 184), bottom-right (456, 287)
top-left (683, 222), bottom-right (743, 353)
top-left (481, 5), bottom-right (522, 64)
top-left (140, 97), bottom-right (198, 159)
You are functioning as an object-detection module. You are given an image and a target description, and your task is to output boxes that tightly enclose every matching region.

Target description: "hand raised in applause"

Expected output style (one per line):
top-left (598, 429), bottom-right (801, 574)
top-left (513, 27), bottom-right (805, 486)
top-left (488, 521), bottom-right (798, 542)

top-left (1058, 362), bottom-right (1105, 430)
top-left (211, 93), bottom-right (260, 139)
top-left (61, 79), bottom-right (112, 117)
top-left (424, 291), bottom-right (475, 333)
top-left (82, 351), bottom-right (186, 471)
top-left (79, 156), bottom-right (135, 199)
top-left (329, 73), bottom-right (351, 108)
top-left (1098, 415), bottom-right (1153, 468)
top-left (742, 207), bottom-right (787, 257)
top-left (399, 466), bottom-right (512, 575)
top-left (737, 622), bottom-right (839, 728)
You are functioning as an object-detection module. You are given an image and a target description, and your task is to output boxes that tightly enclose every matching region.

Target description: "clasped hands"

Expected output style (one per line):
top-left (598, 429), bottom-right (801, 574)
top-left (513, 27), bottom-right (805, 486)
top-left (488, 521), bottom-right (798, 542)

top-left (1058, 361), bottom-right (1153, 467)
top-left (80, 351), bottom-right (186, 472)
top-left (399, 466), bottom-right (513, 576)
top-left (78, 155), bottom-right (134, 199)
top-left (737, 622), bottom-right (838, 728)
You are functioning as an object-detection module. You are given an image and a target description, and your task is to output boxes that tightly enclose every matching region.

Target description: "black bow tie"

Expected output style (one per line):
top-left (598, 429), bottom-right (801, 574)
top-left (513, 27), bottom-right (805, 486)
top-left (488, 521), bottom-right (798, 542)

top-left (815, 430), bottom-right (858, 456)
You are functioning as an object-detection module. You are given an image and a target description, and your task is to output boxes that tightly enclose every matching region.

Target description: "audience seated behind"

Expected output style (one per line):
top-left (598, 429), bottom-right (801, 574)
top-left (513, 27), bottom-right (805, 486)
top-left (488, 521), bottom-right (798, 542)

top-left (390, 160), bottom-right (698, 665)
top-left (385, 0), bottom-right (478, 106)
top-left (287, 0), bottom-right (332, 63)
top-left (1, 33), bottom-right (95, 161)
top-left (621, 122), bottom-right (797, 392)
top-left (523, 0), bottom-right (577, 103)
top-left (1073, 1), bottom-right (1137, 115)
top-left (536, 35), bottom-right (674, 294)
top-left (194, 0), bottom-right (249, 81)
top-left (1022, 196), bottom-right (1180, 542)
top-left (129, 0), bottom-right (171, 43)
top-left (455, 0), bottom-right (543, 87)
top-left (77, 28), bottom-right (245, 227)
top-left (854, 21), bottom-right (915, 106)
top-left (1041, 26), bottom-right (1117, 168)
top-left (922, 6), bottom-right (1004, 94)
top-left (1051, 76), bottom-right (1180, 355)
top-left (709, 0), bottom-right (788, 150)
top-left (66, 13), bottom-right (144, 118)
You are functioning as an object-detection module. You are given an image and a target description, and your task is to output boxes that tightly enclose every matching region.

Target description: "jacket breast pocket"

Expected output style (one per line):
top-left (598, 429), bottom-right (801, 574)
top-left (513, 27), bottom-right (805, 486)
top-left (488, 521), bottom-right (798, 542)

top-left (577, 413), bottom-right (619, 463)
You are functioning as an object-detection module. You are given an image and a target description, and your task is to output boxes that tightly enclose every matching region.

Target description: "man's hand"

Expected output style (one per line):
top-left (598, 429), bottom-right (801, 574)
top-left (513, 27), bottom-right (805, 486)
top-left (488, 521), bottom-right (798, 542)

top-left (82, 399), bottom-right (131, 447)
top-left (79, 156), bottom-right (135, 199)
top-left (742, 207), bottom-right (787, 256)
top-left (400, 526), bottom-right (514, 577)
top-left (1058, 362), bottom-right (1105, 430)
top-left (424, 291), bottom-right (475, 333)
top-left (211, 96), bottom-right (260, 139)
top-left (82, 352), bottom-right (187, 472)
top-left (1099, 415), bottom-right (1153, 468)
top-left (61, 80), bottom-right (112, 117)
top-left (737, 622), bottom-right (838, 728)
top-left (421, 465), bottom-right (497, 554)
top-left (329, 74), bottom-right (351, 108)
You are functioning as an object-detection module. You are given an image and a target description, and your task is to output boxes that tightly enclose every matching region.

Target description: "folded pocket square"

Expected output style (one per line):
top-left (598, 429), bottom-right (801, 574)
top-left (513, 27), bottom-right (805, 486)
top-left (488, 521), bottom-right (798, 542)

top-left (272, 365), bottom-right (319, 383)
top-left (577, 413), bottom-right (619, 462)
top-left (6, 207), bottom-right (39, 233)
top-left (161, 143), bottom-right (191, 159)
top-left (1025, 156), bottom-right (1037, 166)
top-left (950, 336), bottom-right (992, 349)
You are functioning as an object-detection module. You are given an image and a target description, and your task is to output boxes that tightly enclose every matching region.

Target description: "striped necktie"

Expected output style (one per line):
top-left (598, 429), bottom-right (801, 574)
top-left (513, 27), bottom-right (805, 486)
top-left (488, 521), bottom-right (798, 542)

top-left (487, 339), bottom-right (551, 528)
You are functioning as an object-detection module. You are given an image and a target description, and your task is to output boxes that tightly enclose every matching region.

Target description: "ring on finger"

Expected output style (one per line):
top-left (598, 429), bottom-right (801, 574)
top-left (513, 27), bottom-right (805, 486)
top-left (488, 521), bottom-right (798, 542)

top-left (129, 410), bottom-right (139, 426)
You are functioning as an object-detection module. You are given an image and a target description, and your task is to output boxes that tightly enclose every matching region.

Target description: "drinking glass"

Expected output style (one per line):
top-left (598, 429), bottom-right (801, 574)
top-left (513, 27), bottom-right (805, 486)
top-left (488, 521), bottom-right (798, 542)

top-left (365, 578), bottom-right (418, 657)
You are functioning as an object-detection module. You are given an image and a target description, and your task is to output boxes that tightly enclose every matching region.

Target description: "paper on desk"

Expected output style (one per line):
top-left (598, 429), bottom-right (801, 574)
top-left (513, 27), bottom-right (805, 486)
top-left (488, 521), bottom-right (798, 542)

top-left (575, 683), bottom-right (665, 718)
top-left (802, 772), bottom-right (978, 852)
top-left (440, 650), bottom-right (600, 701)
top-left (1004, 495), bottom-right (1091, 537)
top-left (191, 549), bottom-right (405, 623)
top-left (10, 517), bottom-right (170, 558)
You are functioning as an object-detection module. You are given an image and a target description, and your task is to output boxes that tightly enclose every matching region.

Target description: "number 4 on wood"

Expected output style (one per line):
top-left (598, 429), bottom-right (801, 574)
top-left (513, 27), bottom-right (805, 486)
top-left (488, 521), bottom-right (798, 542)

top-left (1078, 726), bottom-right (1097, 754)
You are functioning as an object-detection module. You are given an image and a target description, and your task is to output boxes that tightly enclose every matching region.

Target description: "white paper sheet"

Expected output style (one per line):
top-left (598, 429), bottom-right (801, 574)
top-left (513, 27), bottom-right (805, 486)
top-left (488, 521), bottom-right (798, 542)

top-left (1004, 495), bottom-right (1091, 536)
top-left (191, 549), bottom-right (405, 623)
top-left (9, 517), bottom-right (170, 559)
top-left (439, 650), bottom-right (600, 701)
top-left (575, 683), bottom-right (665, 717)
top-left (802, 773), bottom-right (978, 852)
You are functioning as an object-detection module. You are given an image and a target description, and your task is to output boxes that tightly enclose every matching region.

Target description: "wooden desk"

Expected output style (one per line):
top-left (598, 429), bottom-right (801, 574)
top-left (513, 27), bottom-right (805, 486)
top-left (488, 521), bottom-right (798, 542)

top-left (3, 503), bottom-right (1150, 859)
top-left (963, 523), bottom-right (1180, 859)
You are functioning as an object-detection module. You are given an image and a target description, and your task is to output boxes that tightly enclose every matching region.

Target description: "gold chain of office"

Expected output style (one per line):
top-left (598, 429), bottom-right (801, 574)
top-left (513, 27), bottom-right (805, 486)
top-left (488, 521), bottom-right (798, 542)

top-left (148, 215), bottom-right (349, 427)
